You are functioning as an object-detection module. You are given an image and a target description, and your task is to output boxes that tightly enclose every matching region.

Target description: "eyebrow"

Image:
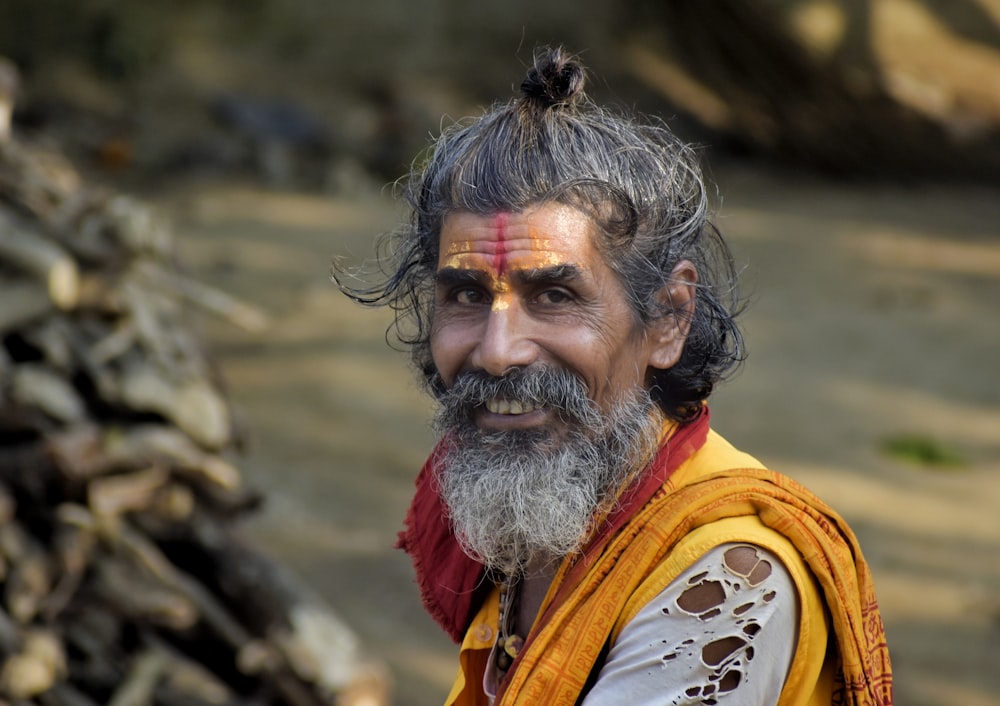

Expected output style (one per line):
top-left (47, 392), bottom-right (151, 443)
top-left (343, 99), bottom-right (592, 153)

top-left (435, 264), bottom-right (584, 287)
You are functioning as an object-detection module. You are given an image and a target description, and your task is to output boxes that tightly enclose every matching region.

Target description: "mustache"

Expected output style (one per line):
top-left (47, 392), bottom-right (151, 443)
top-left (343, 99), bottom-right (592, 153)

top-left (433, 367), bottom-right (601, 431)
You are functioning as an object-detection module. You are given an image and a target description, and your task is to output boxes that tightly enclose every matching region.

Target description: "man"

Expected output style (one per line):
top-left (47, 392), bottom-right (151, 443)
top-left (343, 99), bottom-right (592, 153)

top-left (336, 47), bottom-right (892, 706)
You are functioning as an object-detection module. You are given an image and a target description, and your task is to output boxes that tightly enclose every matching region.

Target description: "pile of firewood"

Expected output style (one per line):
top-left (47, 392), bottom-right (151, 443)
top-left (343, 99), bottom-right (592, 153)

top-left (0, 64), bottom-right (387, 706)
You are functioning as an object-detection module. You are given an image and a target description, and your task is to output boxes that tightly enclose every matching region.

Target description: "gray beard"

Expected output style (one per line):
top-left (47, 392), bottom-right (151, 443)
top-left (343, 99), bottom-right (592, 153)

top-left (433, 368), bottom-right (664, 575)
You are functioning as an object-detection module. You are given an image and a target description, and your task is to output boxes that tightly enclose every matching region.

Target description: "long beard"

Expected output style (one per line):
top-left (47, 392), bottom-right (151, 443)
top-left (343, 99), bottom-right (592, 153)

top-left (433, 367), bottom-right (664, 575)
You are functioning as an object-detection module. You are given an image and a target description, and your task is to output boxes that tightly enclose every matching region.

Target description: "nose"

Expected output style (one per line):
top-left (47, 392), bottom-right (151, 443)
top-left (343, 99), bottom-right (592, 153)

top-left (470, 302), bottom-right (540, 377)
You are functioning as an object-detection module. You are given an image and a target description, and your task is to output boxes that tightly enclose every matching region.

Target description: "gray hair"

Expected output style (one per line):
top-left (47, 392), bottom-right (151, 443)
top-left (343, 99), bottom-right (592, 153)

top-left (336, 46), bottom-right (744, 420)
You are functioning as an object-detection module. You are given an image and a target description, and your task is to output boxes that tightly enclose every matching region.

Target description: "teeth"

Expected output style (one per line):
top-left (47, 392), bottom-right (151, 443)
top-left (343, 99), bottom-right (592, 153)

top-left (486, 399), bottom-right (536, 415)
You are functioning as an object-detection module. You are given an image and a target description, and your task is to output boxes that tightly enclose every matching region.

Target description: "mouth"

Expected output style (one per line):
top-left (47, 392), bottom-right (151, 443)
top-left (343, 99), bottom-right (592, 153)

top-left (477, 398), bottom-right (549, 430)
top-left (484, 398), bottom-right (538, 415)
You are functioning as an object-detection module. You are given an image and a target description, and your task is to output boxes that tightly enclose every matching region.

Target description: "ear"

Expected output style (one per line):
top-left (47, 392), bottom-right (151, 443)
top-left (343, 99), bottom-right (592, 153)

top-left (647, 260), bottom-right (698, 370)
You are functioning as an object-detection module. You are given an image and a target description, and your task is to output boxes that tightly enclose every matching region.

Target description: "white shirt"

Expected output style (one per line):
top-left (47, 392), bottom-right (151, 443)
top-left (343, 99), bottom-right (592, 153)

top-left (580, 543), bottom-right (797, 706)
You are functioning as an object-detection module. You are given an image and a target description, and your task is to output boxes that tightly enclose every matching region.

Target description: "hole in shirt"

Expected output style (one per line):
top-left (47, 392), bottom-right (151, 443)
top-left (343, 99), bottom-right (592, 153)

top-left (723, 545), bottom-right (772, 587)
top-left (702, 636), bottom-right (746, 666)
top-left (718, 669), bottom-right (741, 692)
top-left (676, 580), bottom-right (725, 618)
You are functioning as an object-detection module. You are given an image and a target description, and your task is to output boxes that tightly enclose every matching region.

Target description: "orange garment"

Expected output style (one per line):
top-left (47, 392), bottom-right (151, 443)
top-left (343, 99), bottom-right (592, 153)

top-left (446, 429), bottom-right (892, 706)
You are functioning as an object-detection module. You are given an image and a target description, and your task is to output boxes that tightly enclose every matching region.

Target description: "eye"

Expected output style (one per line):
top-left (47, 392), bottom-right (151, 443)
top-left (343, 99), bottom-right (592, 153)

top-left (535, 288), bottom-right (573, 305)
top-left (453, 287), bottom-right (487, 305)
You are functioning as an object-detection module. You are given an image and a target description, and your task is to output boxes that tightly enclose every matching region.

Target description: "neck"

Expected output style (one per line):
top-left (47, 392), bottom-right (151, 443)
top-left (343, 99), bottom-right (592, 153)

top-left (508, 553), bottom-right (559, 637)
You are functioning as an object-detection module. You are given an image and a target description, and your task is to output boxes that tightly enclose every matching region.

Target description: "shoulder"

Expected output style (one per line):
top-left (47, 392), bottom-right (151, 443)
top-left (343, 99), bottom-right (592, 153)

top-left (583, 542), bottom-right (800, 705)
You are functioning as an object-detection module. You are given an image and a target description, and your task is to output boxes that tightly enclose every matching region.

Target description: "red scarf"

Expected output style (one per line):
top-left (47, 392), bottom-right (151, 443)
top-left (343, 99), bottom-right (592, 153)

top-left (396, 410), bottom-right (711, 642)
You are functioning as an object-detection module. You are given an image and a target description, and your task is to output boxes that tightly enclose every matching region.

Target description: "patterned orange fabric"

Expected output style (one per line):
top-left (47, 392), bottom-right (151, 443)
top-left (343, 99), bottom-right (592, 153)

top-left (495, 468), bottom-right (893, 706)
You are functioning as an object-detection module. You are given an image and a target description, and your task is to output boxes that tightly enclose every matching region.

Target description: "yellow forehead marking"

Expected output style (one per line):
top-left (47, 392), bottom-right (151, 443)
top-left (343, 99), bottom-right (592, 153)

top-left (438, 214), bottom-right (582, 314)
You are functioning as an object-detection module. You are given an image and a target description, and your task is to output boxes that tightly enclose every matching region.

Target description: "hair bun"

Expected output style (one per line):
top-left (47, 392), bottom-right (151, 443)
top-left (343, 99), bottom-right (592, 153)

top-left (519, 47), bottom-right (586, 109)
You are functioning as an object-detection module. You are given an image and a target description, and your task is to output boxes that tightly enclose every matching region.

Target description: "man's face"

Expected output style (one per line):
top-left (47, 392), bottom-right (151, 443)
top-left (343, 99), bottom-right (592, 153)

top-left (429, 202), bottom-right (663, 430)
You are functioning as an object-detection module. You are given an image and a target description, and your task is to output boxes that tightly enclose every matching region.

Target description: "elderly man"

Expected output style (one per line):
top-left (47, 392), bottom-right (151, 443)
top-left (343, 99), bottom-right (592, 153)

top-left (337, 47), bottom-right (892, 706)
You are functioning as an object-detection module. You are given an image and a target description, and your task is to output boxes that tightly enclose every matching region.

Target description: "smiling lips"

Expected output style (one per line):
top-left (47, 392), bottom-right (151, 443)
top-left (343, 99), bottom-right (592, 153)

top-left (484, 399), bottom-right (539, 415)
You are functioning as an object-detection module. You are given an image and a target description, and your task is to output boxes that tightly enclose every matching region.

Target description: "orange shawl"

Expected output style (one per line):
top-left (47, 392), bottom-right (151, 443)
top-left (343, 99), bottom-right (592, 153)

top-left (400, 411), bottom-right (892, 705)
top-left (496, 467), bottom-right (893, 706)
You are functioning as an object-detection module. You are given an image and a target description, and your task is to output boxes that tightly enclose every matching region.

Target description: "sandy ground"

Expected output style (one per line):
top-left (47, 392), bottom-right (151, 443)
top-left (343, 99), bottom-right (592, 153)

top-left (157, 163), bottom-right (1000, 706)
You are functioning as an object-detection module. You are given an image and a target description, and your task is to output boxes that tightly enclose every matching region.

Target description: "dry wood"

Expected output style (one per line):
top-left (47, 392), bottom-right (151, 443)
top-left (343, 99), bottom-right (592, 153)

top-left (135, 260), bottom-right (271, 333)
top-left (0, 213), bottom-right (79, 309)
top-left (75, 271), bottom-right (125, 313)
top-left (87, 466), bottom-right (169, 521)
top-left (0, 483), bottom-right (15, 526)
top-left (5, 553), bottom-right (52, 624)
top-left (86, 320), bottom-right (136, 366)
top-left (20, 629), bottom-right (66, 682)
top-left (91, 557), bottom-right (198, 631)
top-left (21, 316), bottom-right (75, 372)
top-left (9, 364), bottom-right (88, 425)
top-left (105, 647), bottom-right (169, 706)
top-left (0, 279), bottom-right (55, 334)
top-left (115, 359), bottom-right (231, 450)
top-left (38, 683), bottom-right (100, 706)
top-left (0, 652), bottom-right (56, 699)
top-left (43, 509), bottom-right (98, 620)
top-left (101, 196), bottom-right (174, 259)
top-left (0, 608), bottom-right (19, 654)
top-left (0, 58), bottom-right (16, 145)
top-left (145, 636), bottom-right (233, 705)
top-left (0, 109), bottom-right (387, 705)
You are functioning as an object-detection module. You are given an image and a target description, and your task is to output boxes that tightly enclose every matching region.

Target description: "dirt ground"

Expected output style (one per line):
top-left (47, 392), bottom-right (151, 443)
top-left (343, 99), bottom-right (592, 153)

top-left (155, 161), bottom-right (1000, 706)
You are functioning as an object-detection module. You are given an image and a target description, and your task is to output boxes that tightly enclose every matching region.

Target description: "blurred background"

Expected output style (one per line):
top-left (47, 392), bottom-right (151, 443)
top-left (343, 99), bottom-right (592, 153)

top-left (1, 1), bottom-right (999, 705)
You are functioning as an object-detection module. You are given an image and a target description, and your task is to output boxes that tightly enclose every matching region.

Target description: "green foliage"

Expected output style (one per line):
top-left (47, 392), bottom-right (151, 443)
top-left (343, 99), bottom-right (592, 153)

top-left (880, 434), bottom-right (968, 469)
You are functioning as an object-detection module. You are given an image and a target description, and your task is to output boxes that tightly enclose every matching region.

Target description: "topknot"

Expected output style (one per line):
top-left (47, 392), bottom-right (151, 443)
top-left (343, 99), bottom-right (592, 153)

top-left (519, 47), bottom-right (586, 109)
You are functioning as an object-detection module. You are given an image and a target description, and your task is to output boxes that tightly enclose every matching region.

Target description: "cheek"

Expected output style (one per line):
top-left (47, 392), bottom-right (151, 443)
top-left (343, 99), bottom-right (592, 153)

top-left (428, 323), bottom-right (464, 384)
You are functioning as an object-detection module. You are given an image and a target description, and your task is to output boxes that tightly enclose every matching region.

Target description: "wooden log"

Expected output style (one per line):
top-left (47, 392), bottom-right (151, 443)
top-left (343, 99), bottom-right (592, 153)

top-left (21, 628), bottom-right (66, 682)
top-left (112, 521), bottom-right (253, 647)
top-left (86, 320), bottom-right (137, 366)
top-left (144, 635), bottom-right (234, 705)
top-left (0, 58), bottom-right (17, 144)
top-left (5, 549), bottom-right (52, 624)
top-left (87, 466), bottom-right (170, 521)
top-left (102, 195), bottom-right (174, 259)
top-left (42, 424), bottom-right (108, 481)
top-left (61, 603), bottom-right (126, 685)
top-left (45, 425), bottom-right (252, 520)
top-left (0, 483), bottom-right (16, 526)
top-left (148, 482), bottom-right (195, 523)
top-left (153, 516), bottom-right (389, 705)
top-left (92, 557), bottom-right (198, 631)
top-left (0, 522), bottom-right (52, 623)
top-left (0, 627), bottom-right (64, 699)
top-left (0, 608), bottom-right (19, 654)
top-left (109, 524), bottom-right (332, 706)
top-left (75, 271), bottom-right (125, 314)
top-left (0, 279), bottom-right (54, 334)
top-left (105, 647), bottom-right (169, 706)
top-left (0, 212), bottom-right (80, 309)
top-left (0, 652), bottom-right (56, 699)
top-left (134, 260), bottom-right (271, 333)
top-left (22, 316), bottom-right (75, 372)
top-left (0, 140), bottom-right (81, 222)
top-left (101, 425), bottom-right (242, 490)
top-left (38, 683), bottom-right (101, 706)
top-left (43, 505), bottom-right (99, 620)
top-left (9, 363), bottom-right (88, 424)
top-left (115, 359), bottom-right (232, 451)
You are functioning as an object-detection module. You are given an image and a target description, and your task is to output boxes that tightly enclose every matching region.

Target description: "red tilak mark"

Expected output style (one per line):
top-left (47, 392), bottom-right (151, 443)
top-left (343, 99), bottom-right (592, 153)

top-left (492, 213), bottom-right (508, 276)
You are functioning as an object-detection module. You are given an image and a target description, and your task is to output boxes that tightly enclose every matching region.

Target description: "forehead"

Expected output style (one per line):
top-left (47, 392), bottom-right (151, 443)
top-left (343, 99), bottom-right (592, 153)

top-left (437, 204), bottom-right (600, 271)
